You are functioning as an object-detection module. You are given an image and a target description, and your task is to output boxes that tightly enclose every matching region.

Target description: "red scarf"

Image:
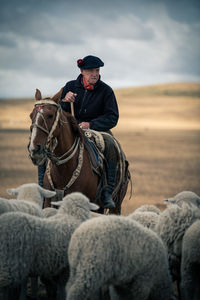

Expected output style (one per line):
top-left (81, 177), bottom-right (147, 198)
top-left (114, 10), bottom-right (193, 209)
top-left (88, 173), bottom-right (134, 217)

top-left (82, 76), bottom-right (94, 90)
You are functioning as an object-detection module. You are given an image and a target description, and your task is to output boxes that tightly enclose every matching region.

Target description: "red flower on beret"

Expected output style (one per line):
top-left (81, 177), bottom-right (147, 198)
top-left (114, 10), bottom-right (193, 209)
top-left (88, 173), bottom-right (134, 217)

top-left (77, 59), bottom-right (84, 67)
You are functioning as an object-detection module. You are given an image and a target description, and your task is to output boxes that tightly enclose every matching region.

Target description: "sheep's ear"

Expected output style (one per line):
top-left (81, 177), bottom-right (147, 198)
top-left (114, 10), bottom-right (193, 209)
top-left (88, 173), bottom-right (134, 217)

top-left (51, 201), bottom-right (62, 207)
top-left (89, 202), bottom-right (99, 211)
top-left (39, 186), bottom-right (56, 198)
top-left (7, 188), bottom-right (19, 196)
top-left (163, 198), bottom-right (175, 204)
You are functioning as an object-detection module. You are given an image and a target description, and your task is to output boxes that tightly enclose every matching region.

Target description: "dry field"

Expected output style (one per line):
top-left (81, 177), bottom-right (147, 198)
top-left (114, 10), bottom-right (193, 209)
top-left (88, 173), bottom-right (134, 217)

top-left (0, 82), bottom-right (200, 215)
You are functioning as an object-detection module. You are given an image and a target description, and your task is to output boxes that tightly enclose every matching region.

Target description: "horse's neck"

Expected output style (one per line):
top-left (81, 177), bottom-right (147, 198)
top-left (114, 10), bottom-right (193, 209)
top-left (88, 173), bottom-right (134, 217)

top-left (55, 123), bottom-right (75, 157)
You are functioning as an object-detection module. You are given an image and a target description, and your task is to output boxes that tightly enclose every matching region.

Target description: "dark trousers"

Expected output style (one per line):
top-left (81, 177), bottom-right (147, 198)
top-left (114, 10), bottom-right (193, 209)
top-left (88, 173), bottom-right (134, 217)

top-left (38, 163), bottom-right (47, 187)
top-left (103, 134), bottom-right (118, 188)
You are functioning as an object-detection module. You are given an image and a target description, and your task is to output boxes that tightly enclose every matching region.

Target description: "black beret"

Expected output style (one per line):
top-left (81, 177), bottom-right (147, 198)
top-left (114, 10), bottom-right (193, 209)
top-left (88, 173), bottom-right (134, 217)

top-left (77, 55), bottom-right (104, 69)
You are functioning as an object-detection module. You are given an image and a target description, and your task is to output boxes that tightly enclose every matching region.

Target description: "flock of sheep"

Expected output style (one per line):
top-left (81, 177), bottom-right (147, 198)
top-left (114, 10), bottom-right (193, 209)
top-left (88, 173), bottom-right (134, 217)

top-left (0, 183), bottom-right (199, 300)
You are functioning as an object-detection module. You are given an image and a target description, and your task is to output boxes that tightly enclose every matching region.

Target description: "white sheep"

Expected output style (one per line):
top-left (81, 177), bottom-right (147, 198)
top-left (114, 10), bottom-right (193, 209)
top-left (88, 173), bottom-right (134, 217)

top-left (0, 183), bottom-right (56, 218)
top-left (0, 192), bottom-right (99, 300)
top-left (42, 207), bottom-right (57, 218)
top-left (7, 182), bottom-right (56, 208)
top-left (180, 220), bottom-right (200, 300)
top-left (155, 203), bottom-right (200, 284)
top-left (164, 191), bottom-right (200, 209)
top-left (134, 204), bottom-right (161, 214)
top-left (128, 211), bottom-right (159, 230)
top-left (0, 197), bottom-right (44, 217)
top-left (66, 215), bottom-right (174, 300)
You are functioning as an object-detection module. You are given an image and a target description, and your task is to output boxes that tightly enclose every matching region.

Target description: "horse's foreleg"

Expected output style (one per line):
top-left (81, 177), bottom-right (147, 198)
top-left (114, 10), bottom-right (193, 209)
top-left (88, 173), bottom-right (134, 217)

top-left (43, 198), bottom-right (52, 208)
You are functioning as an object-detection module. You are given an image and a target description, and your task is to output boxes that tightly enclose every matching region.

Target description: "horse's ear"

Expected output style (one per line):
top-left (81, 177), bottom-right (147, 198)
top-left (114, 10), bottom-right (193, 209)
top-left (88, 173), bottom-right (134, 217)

top-left (51, 88), bottom-right (63, 103)
top-left (35, 89), bottom-right (42, 100)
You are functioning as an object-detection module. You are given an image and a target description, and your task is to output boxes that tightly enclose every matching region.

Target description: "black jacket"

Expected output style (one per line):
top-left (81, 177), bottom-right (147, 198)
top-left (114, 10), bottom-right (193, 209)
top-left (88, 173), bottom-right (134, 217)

top-left (59, 74), bottom-right (119, 132)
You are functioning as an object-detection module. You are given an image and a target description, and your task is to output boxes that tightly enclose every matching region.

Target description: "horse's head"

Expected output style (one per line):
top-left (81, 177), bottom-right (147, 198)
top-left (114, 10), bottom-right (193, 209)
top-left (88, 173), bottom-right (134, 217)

top-left (28, 88), bottom-right (62, 165)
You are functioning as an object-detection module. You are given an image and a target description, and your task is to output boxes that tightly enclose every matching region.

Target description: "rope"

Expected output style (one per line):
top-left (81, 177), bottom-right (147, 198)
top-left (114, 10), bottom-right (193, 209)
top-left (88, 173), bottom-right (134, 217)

top-left (56, 138), bottom-right (80, 165)
top-left (31, 124), bottom-right (49, 135)
top-left (70, 102), bottom-right (75, 117)
top-left (46, 160), bottom-right (55, 190)
top-left (46, 142), bottom-right (84, 191)
top-left (35, 100), bottom-right (59, 107)
top-left (64, 142), bottom-right (84, 190)
top-left (46, 108), bottom-right (61, 151)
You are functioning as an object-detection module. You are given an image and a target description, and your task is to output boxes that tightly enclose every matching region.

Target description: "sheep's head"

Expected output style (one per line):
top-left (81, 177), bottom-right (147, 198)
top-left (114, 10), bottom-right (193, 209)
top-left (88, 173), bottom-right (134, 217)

top-left (164, 191), bottom-right (200, 209)
top-left (51, 192), bottom-right (99, 220)
top-left (7, 183), bottom-right (56, 207)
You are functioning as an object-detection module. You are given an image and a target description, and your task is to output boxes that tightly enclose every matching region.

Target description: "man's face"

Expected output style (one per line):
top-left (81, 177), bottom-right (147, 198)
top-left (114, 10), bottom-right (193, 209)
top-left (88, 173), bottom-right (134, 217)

top-left (81, 68), bottom-right (100, 85)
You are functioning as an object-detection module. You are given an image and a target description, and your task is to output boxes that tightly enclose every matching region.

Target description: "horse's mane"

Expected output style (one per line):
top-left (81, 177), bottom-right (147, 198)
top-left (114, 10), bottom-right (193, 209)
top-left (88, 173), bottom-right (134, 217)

top-left (61, 111), bottom-right (84, 143)
top-left (35, 95), bottom-right (85, 143)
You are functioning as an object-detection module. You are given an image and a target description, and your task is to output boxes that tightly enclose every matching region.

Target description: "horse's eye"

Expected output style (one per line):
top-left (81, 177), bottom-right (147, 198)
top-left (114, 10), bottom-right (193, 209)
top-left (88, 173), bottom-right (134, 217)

top-left (48, 114), bottom-right (53, 119)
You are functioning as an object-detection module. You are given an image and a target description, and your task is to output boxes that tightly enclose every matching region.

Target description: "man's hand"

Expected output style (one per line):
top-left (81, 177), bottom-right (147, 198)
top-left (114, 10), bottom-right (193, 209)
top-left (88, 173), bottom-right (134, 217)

top-left (79, 122), bottom-right (90, 130)
top-left (62, 91), bottom-right (77, 102)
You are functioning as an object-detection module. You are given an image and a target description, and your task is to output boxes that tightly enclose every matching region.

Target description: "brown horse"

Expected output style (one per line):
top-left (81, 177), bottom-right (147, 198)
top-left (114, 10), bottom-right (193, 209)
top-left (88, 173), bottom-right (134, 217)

top-left (28, 89), bottom-right (130, 214)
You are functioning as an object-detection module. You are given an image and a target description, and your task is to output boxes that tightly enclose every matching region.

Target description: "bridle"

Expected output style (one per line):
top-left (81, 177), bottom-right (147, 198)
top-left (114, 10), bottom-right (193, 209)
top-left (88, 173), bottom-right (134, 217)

top-left (30, 99), bottom-right (84, 192)
top-left (30, 100), bottom-right (81, 165)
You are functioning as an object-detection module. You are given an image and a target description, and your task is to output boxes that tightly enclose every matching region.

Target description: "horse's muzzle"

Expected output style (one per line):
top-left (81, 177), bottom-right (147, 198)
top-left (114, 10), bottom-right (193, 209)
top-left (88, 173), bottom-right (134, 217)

top-left (28, 145), bottom-right (47, 166)
top-left (30, 154), bottom-right (47, 166)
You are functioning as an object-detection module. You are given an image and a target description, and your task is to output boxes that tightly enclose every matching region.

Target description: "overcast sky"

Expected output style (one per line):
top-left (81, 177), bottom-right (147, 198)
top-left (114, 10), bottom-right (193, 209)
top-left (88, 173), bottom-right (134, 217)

top-left (0, 0), bottom-right (200, 98)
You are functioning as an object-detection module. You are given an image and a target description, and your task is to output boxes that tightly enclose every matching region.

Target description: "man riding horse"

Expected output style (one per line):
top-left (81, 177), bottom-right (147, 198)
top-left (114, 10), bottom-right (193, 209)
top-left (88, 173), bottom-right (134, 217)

top-left (38, 55), bottom-right (119, 209)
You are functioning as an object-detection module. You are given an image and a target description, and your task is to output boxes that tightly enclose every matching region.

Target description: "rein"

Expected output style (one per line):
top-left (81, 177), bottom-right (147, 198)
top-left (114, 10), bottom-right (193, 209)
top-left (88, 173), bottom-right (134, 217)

top-left (46, 142), bottom-right (84, 191)
top-left (55, 137), bottom-right (80, 165)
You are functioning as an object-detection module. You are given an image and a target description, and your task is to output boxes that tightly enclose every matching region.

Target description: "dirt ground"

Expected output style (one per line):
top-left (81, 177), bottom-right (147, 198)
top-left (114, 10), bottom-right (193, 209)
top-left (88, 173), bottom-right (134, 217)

top-left (0, 82), bottom-right (200, 299)
top-left (0, 82), bottom-right (200, 214)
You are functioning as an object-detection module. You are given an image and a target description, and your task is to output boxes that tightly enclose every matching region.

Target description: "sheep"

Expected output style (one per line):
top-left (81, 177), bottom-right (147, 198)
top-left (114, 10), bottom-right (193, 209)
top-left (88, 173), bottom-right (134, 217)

top-left (7, 182), bottom-right (56, 208)
top-left (0, 197), bottom-right (44, 217)
top-left (90, 207), bottom-right (160, 228)
top-left (155, 203), bottom-right (200, 286)
top-left (134, 204), bottom-right (161, 214)
top-left (0, 192), bottom-right (99, 300)
top-left (127, 204), bottom-right (160, 230)
top-left (43, 207), bottom-right (57, 218)
top-left (128, 211), bottom-right (159, 230)
top-left (0, 183), bottom-right (56, 218)
top-left (90, 211), bottom-right (102, 218)
top-left (180, 220), bottom-right (200, 300)
top-left (66, 215), bottom-right (174, 300)
top-left (164, 191), bottom-right (200, 209)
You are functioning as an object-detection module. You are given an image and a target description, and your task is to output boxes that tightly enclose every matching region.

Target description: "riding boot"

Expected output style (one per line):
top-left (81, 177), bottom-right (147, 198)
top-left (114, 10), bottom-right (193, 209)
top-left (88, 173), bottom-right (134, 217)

top-left (102, 160), bottom-right (117, 208)
top-left (38, 163), bottom-right (46, 187)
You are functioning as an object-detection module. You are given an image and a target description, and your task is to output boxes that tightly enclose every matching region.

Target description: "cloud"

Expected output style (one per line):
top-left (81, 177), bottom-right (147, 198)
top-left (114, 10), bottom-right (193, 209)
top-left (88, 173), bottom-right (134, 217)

top-left (0, 0), bottom-right (199, 97)
top-left (0, 33), bottom-right (18, 48)
top-left (165, 0), bottom-right (200, 23)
